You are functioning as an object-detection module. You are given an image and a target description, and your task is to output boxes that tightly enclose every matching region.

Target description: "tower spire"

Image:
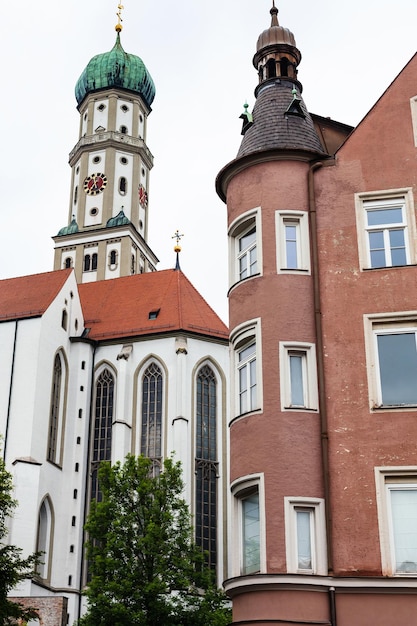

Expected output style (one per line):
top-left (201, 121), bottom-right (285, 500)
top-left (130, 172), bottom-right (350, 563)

top-left (271, 1), bottom-right (279, 27)
top-left (115, 3), bottom-right (124, 32)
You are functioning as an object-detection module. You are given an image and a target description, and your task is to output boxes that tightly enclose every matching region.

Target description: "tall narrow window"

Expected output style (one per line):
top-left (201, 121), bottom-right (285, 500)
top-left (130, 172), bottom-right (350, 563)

top-left (238, 341), bottom-right (257, 414)
top-left (64, 257), bottom-right (72, 269)
top-left (91, 369), bottom-right (114, 502)
top-left (91, 253), bottom-right (98, 271)
top-left (109, 250), bottom-right (117, 266)
top-left (84, 254), bottom-right (91, 272)
top-left (195, 365), bottom-right (218, 570)
top-left (284, 497), bottom-right (327, 575)
top-left (266, 58), bottom-right (276, 78)
top-left (119, 177), bottom-right (127, 195)
top-left (280, 343), bottom-right (318, 411)
top-left (48, 354), bottom-right (62, 463)
top-left (276, 212), bottom-right (310, 273)
top-left (36, 498), bottom-right (53, 580)
top-left (141, 363), bottom-right (163, 475)
top-left (241, 492), bottom-right (260, 574)
top-left (238, 227), bottom-right (257, 280)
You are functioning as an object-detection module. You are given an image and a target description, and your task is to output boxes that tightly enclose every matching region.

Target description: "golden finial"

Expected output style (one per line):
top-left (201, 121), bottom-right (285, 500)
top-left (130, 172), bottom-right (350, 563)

top-left (115, 3), bottom-right (124, 32)
top-left (172, 230), bottom-right (184, 253)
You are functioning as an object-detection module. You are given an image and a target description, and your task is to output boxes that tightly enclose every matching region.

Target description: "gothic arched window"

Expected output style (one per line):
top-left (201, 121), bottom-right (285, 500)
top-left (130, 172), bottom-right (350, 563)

top-left (36, 497), bottom-right (53, 580)
top-left (195, 365), bottom-right (218, 569)
top-left (91, 369), bottom-right (114, 502)
top-left (48, 353), bottom-right (64, 464)
top-left (141, 363), bottom-right (163, 474)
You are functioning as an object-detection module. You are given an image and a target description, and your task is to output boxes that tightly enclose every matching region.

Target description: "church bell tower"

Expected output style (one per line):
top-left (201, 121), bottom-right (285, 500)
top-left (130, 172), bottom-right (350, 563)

top-left (53, 7), bottom-right (158, 282)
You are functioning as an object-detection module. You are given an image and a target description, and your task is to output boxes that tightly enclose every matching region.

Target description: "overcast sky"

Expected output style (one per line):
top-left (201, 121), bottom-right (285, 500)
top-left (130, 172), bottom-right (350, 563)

top-left (2, 0), bottom-right (417, 323)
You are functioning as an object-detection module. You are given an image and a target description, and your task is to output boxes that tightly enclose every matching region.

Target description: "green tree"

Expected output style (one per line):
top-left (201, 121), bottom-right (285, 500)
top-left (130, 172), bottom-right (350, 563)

top-left (0, 453), bottom-right (40, 625)
top-left (78, 455), bottom-right (231, 626)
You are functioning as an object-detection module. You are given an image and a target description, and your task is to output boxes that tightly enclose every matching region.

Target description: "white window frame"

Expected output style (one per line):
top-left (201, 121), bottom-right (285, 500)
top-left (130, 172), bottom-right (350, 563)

top-left (355, 189), bottom-right (416, 270)
top-left (284, 496), bottom-right (327, 575)
top-left (231, 319), bottom-right (262, 419)
top-left (228, 209), bottom-right (262, 288)
top-left (364, 312), bottom-right (417, 410)
top-left (231, 473), bottom-right (266, 577)
top-left (279, 342), bottom-right (318, 411)
top-left (375, 467), bottom-right (417, 576)
top-left (276, 211), bottom-right (311, 274)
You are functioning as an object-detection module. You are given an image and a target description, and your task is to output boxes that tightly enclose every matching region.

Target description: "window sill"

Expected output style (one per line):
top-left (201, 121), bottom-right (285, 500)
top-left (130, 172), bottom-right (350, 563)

top-left (363, 263), bottom-right (417, 271)
top-left (372, 404), bottom-right (417, 411)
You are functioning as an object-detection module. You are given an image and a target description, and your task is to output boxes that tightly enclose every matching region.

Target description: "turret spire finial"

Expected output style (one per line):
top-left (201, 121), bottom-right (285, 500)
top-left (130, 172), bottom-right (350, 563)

top-left (270, 0), bottom-right (279, 27)
top-left (172, 230), bottom-right (184, 270)
top-left (115, 3), bottom-right (124, 32)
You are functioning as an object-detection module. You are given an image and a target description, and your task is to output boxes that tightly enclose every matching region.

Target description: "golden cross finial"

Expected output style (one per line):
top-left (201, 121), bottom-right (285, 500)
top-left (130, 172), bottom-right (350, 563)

top-left (172, 230), bottom-right (184, 251)
top-left (115, 3), bottom-right (124, 32)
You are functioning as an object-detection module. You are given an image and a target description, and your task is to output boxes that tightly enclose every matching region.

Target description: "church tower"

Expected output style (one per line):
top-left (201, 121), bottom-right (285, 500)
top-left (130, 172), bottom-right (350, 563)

top-left (53, 9), bottom-right (158, 283)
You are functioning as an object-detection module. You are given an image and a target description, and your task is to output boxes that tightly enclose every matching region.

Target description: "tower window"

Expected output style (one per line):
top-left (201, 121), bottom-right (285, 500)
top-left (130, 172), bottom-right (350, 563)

top-left (91, 253), bottom-right (98, 271)
top-left (109, 250), bottom-right (118, 266)
top-left (131, 254), bottom-right (136, 275)
top-left (121, 104), bottom-right (129, 112)
top-left (84, 254), bottom-right (91, 272)
top-left (73, 186), bottom-right (78, 204)
top-left (266, 58), bottom-right (276, 79)
top-left (280, 57), bottom-right (290, 77)
top-left (120, 125), bottom-right (128, 134)
top-left (61, 310), bottom-right (68, 331)
top-left (90, 207), bottom-right (98, 216)
top-left (119, 177), bottom-right (127, 195)
top-left (120, 156), bottom-right (128, 164)
top-left (97, 104), bottom-right (106, 112)
top-left (64, 257), bottom-right (72, 269)
top-left (93, 156), bottom-right (101, 164)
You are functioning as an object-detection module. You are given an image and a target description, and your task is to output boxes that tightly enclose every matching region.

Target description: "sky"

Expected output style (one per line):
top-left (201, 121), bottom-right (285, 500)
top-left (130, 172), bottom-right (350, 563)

top-left (1, 0), bottom-right (417, 324)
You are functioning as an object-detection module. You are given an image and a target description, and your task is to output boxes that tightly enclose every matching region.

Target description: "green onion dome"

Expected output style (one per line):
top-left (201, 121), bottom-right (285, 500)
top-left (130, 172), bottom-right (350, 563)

top-left (75, 33), bottom-right (155, 108)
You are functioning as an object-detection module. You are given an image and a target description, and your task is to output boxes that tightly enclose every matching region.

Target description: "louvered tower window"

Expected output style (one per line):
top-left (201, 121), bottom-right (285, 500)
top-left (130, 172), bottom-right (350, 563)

top-left (141, 363), bottom-right (163, 476)
top-left (195, 365), bottom-right (218, 570)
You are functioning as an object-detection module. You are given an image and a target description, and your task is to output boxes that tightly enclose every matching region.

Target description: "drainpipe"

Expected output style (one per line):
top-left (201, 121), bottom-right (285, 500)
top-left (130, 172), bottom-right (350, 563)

top-left (77, 340), bottom-right (97, 623)
top-left (4, 321), bottom-right (19, 462)
top-left (329, 586), bottom-right (337, 626)
top-left (308, 162), bottom-right (334, 575)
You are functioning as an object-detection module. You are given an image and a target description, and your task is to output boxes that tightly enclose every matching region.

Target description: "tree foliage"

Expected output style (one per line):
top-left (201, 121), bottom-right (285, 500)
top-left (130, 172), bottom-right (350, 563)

top-left (0, 453), bottom-right (40, 625)
top-left (78, 455), bottom-right (231, 626)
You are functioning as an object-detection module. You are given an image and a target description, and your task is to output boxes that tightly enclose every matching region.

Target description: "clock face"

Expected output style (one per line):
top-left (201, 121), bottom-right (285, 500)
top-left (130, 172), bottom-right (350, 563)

top-left (138, 184), bottom-right (148, 208)
top-left (83, 173), bottom-right (108, 196)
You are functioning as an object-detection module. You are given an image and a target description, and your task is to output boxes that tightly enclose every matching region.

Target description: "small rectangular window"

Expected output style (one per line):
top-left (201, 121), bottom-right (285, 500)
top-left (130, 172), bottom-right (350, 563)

top-left (276, 211), bottom-right (310, 274)
top-left (280, 343), bottom-right (318, 411)
top-left (284, 497), bottom-right (327, 575)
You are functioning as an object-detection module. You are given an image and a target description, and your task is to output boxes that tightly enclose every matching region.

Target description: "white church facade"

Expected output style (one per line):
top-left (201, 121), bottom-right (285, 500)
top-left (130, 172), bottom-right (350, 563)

top-left (0, 13), bottom-right (229, 626)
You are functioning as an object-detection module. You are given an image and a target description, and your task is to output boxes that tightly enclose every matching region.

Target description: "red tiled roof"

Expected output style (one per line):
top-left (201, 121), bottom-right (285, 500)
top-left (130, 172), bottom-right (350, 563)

top-left (78, 269), bottom-right (228, 341)
top-left (0, 269), bottom-right (72, 322)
